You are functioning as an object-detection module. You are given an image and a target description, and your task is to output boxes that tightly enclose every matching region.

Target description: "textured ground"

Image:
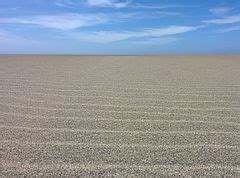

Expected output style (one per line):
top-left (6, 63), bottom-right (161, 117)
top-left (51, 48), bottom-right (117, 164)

top-left (0, 55), bottom-right (240, 176)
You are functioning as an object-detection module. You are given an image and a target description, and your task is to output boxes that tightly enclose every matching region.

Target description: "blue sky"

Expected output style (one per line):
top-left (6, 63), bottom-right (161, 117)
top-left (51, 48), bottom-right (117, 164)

top-left (0, 0), bottom-right (240, 54)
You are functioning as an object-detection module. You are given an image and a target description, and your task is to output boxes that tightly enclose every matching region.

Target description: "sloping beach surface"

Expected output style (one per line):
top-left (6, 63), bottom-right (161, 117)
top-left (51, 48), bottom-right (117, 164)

top-left (0, 55), bottom-right (240, 176)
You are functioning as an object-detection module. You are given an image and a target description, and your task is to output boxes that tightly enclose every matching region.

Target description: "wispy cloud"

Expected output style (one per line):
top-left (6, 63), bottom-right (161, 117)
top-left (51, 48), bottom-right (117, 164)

top-left (86, 0), bottom-right (130, 8)
top-left (130, 37), bottom-right (179, 45)
top-left (203, 15), bottom-right (240, 24)
top-left (54, 0), bottom-right (77, 7)
top-left (209, 7), bottom-right (232, 15)
top-left (0, 12), bottom-right (180, 30)
top-left (0, 30), bottom-right (22, 43)
top-left (54, 0), bottom-right (130, 8)
top-left (0, 29), bottom-right (39, 45)
top-left (132, 3), bottom-right (195, 10)
top-left (72, 25), bottom-right (201, 43)
top-left (140, 11), bottom-right (182, 18)
top-left (54, 0), bottom-right (193, 10)
top-left (0, 7), bottom-right (20, 13)
top-left (0, 13), bottom-right (109, 30)
top-left (218, 26), bottom-right (240, 33)
top-left (0, 30), bottom-right (10, 40)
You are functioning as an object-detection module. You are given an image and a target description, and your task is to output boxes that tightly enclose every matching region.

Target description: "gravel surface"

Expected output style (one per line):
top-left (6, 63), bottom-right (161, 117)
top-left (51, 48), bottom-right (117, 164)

top-left (0, 55), bottom-right (240, 176)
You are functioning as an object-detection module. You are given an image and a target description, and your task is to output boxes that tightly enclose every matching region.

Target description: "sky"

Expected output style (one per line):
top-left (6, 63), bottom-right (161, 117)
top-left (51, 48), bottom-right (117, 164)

top-left (0, 0), bottom-right (240, 54)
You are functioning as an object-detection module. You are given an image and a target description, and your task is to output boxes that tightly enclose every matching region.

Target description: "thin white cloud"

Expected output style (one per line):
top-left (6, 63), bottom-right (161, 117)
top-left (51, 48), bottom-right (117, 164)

top-left (0, 30), bottom-right (9, 39)
top-left (0, 13), bottom-right (137, 30)
top-left (55, 0), bottom-right (77, 7)
top-left (155, 11), bottom-right (181, 16)
top-left (218, 26), bottom-right (240, 33)
top-left (0, 7), bottom-right (20, 13)
top-left (86, 1), bottom-right (197, 9)
top-left (54, 0), bottom-right (189, 10)
top-left (132, 4), bottom-right (194, 9)
top-left (203, 15), bottom-right (240, 24)
top-left (86, 0), bottom-right (130, 8)
top-left (72, 25), bottom-right (201, 43)
top-left (141, 11), bottom-right (182, 18)
top-left (209, 7), bottom-right (232, 15)
top-left (0, 30), bottom-right (22, 43)
top-left (0, 13), bottom-right (109, 30)
top-left (0, 29), bottom-right (39, 45)
top-left (54, 0), bottom-right (130, 8)
top-left (130, 37), bottom-right (179, 45)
